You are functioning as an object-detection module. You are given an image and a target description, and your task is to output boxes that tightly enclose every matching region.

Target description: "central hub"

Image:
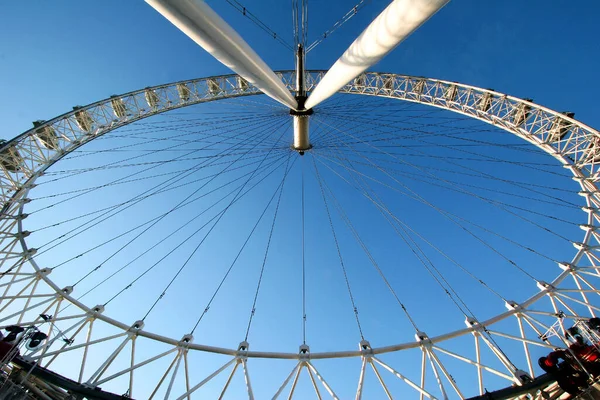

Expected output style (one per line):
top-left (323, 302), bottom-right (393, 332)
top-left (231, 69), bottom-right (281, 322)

top-left (290, 96), bottom-right (313, 155)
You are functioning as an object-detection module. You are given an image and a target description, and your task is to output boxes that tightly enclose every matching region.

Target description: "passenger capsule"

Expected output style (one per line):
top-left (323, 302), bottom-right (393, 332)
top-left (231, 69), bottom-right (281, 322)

top-left (478, 91), bottom-right (493, 112)
top-left (207, 78), bottom-right (220, 95)
top-left (586, 139), bottom-right (600, 164)
top-left (512, 99), bottom-right (533, 127)
top-left (413, 79), bottom-right (425, 95)
top-left (110, 96), bottom-right (127, 119)
top-left (33, 120), bottom-right (59, 150)
top-left (445, 85), bottom-right (458, 102)
top-left (383, 76), bottom-right (394, 91)
top-left (0, 140), bottom-right (23, 173)
top-left (73, 106), bottom-right (94, 133)
top-left (237, 77), bottom-right (249, 92)
top-left (548, 112), bottom-right (575, 142)
top-left (177, 83), bottom-right (191, 102)
top-left (354, 74), bottom-right (366, 88)
top-left (145, 88), bottom-right (159, 109)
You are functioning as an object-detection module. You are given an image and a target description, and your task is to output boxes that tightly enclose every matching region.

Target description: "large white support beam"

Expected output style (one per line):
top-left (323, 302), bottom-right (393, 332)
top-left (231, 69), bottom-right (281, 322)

top-left (304, 0), bottom-right (449, 110)
top-left (146, 0), bottom-right (298, 109)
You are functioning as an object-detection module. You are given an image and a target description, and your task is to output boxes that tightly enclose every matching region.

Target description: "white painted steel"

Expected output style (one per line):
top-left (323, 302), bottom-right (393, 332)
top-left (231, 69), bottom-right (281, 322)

top-left (145, 0), bottom-right (298, 109)
top-left (304, 0), bottom-right (449, 109)
top-left (292, 115), bottom-right (310, 151)
top-left (1, 71), bottom-right (600, 398)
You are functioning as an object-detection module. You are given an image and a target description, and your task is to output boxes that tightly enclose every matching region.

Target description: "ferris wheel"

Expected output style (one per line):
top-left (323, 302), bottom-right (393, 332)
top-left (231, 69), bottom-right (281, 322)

top-left (1, 0), bottom-right (600, 399)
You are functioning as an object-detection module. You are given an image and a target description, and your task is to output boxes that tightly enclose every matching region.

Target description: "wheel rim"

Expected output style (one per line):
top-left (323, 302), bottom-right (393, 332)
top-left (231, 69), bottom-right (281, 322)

top-left (1, 70), bottom-right (599, 398)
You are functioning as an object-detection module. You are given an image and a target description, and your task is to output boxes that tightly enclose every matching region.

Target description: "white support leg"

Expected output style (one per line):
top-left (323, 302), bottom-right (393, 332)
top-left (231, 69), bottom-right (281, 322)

top-left (145, 0), bottom-right (297, 109)
top-left (304, 0), bottom-right (450, 109)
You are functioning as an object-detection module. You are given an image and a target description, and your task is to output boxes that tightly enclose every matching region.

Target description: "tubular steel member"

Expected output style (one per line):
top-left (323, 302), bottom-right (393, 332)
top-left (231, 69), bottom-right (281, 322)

top-left (290, 45), bottom-right (313, 155)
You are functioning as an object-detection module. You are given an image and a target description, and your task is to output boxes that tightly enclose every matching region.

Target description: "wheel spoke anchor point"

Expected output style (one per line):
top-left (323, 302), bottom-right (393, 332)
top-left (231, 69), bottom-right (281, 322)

top-left (299, 343), bottom-right (310, 360)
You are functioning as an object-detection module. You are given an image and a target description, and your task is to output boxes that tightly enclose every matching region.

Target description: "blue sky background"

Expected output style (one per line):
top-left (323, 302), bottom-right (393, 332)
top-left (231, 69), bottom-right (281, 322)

top-left (2, 1), bottom-right (600, 138)
top-left (1, 1), bottom-right (600, 399)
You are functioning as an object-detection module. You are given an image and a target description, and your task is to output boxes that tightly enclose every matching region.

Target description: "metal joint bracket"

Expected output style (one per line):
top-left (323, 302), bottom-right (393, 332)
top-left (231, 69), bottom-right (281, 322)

top-left (36, 267), bottom-right (52, 278)
top-left (88, 305), bottom-right (105, 317)
top-left (558, 262), bottom-right (578, 272)
top-left (536, 281), bottom-right (556, 293)
top-left (573, 242), bottom-right (595, 251)
top-left (465, 317), bottom-right (486, 334)
top-left (358, 340), bottom-right (373, 357)
top-left (505, 300), bottom-right (523, 312)
top-left (236, 341), bottom-right (250, 359)
top-left (128, 320), bottom-right (144, 333)
top-left (299, 344), bottom-right (310, 361)
top-left (579, 190), bottom-right (599, 198)
top-left (415, 331), bottom-right (432, 346)
top-left (61, 286), bottom-right (73, 296)
top-left (13, 230), bottom-right (31, 239)
top-left (580, 224), bottom-right (597, 232)
top-left (179, 334), bottom-right (194, 348)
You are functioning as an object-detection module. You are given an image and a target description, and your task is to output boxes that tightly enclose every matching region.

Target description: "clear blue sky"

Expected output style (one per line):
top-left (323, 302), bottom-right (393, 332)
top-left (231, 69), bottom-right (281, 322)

top-left (1, 1), bottom-right (600, 399)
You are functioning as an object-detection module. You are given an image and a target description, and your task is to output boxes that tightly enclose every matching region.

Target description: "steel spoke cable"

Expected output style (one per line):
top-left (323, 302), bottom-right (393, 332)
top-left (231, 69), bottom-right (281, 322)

top-left (315, 111), bottom-right (573, 196)
top-left (30, 139), bottom-right (277, 254)
top-left (241, 158), bottom-right (298, 341)
top-left (329, 149), bottom-right (562, 168)
top-left (312, 115), bottom-right (580, 228)
top-left (40, 113), bottom-right (282, 179)
top-left (316, 149), bottom-right (569, 268)
top-left (302, 0), bottom-right (307, 46)
top-left (331, 149), bottom-right (572, 193)
top-left (62, 150), bottom-right (293, 311)
top-left (193, 154), bottom-right (295, 334)
top-left (316, 95), bottom-right (420, 115)
top-left (86, 114), bottom-right (287, 148)
top-left (311, 156), bottom-right (421, 331)
top-left (39, 145), bottom-right (285, 179)
top-left (317, 141), bottom-right (573, 257)
top-left (88, 101), bottom-right (284, 137)
top-left (49, 153), bottom-right (288, 274)
top-left (313, 129), bottom-right (547, 282)
top-left (313, 140), bottom-right (542, 282)
top-left (301, 156), bottom-right (307, 344)
top-left (34, 113), bottom-right (288, 215)
top-left (321, 135), bottom-right (563, 186)
top-left (30, 117), bottom-right (287, 256)
top-left (311, 153), bottom-right (365, 340)
top-left (37, 117), bottom-right (288, 256)
top-left (32, 154), bottom-right (278, 219)
top-left (317, 108), bottom-right (549, 156)
top-left (318, 111), bottom-right (557, 165)
top-left (68, 153), bottom-right (288, 288)
top-left (321, 165), bottom-right (484, 340)
top-left (327, 145), bottom-right (509, 305)
top-left (305, 0), bottom-right (371, 53)
top-left (40, 112), bottom-right (283, 179)
top-left (318, 146), bottom-right (482, 308)
top-left (30, 151), bottom-right (282, 223)
top-left (312, 116), bottom-right (507, 153)
top-left (165, 96), bottom-right (286, 113)
top-left (310, 96), bottom-right (406, 145)
top-left (322, 151), bottom-right (579, 212)
top-left (108, 122), bottom-right (292, 310)
top-left (318, 149), bottom-right (507, 302)
top-left (361, 139), bottom-right (579, 209)
top-left (225, 0), bottom-right (294, 51)
top-left (56, 112), bottom-right (278, 159)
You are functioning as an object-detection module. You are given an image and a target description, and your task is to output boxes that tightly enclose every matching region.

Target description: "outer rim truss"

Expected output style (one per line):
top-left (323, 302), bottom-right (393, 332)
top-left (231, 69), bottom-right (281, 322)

top-left (1, 71), bottom-right (600, 397)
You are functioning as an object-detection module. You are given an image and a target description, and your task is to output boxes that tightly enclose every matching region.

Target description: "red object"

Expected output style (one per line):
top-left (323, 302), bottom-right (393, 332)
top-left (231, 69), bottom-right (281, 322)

top-left (0, 340), bottom-right (16, 360)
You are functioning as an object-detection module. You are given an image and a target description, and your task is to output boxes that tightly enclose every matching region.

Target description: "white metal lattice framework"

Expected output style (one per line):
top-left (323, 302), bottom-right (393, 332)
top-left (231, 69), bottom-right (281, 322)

top-left (0, 71), bottom-right (599, 398)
